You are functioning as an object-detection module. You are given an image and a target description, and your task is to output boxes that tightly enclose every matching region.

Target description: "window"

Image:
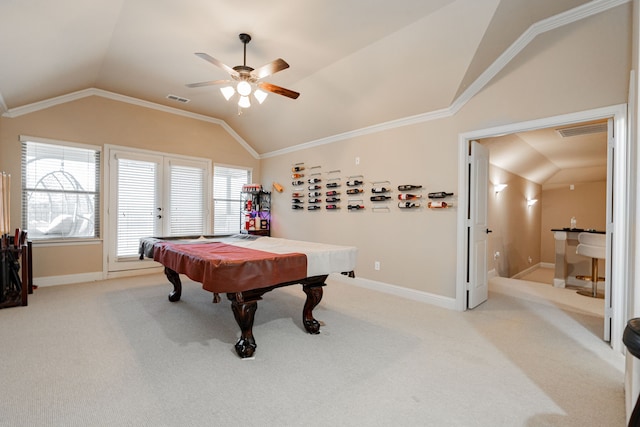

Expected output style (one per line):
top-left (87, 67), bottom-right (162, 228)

top-left (169, 162), bottom-right (206, 235)
top-left (213, 165), bottom-right (250, 235)
top-left (115, 156), bottom-right (158, 257)
top-left (21, 137), bottom-right (100, 240)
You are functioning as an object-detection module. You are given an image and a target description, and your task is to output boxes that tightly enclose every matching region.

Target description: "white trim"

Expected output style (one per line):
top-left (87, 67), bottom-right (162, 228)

top-left (105, 266), bottom-right (163, 279)
top-left (456, 104), bottom-right (629, 354)
top-left (34, 272), bottom-right (104, 287)
top-left (0, 91), bottom-right (7, 115)
top-left (329, 273), bottom-right (457, 311)
top-left (511, 264), bottom-right (542, 279)
top-left (5, 88), bottom-right (259, 159)
top-left (20, 134), bottom-right (102, 152)
top-left (32, 239), bottom-right (102, 247)
top-left (261, 0), bottom-right (630, 159)
top-left (260, 107), bottom-right (452, 159)
top-left (450, 0), bottom-right (631, 115)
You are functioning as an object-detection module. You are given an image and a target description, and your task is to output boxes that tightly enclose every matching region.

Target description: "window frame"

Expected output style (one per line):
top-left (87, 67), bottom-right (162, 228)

top-left (213, 164), bottom-right (252, 236)
top-left (20, 135), bottom-right (101, 243)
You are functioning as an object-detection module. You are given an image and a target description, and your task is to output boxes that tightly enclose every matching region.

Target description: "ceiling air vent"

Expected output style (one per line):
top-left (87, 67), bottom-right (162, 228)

top-left (166, 94), bottom-right (190, 103)
top-left (556, 122), bottom-right (607, 138)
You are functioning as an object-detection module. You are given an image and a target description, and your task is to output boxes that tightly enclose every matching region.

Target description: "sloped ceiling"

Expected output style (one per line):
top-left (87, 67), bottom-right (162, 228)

top-left (479, 119), bottom-right (608, 188)
top-left (0, 0), bottom-right (616, 179)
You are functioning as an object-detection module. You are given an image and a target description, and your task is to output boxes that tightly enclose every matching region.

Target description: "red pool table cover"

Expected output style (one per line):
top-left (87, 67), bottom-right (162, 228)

top-left (142, 235), bottom-right (357, 294)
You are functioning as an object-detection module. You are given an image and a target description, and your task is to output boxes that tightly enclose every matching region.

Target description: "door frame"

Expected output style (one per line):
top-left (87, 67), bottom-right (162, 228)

top-left (455, 104), bottom-right (629, 353)
top-left (103, 144), bottom-right (212, 278)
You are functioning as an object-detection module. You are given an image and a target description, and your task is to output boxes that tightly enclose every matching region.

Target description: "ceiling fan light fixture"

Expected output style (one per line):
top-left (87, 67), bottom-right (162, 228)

top-left (188, 33), bottom-right (299, 111)
top-left (254, 89), bottom-right (268, 104)
top-left (237, 81), bottom-right (252, 96)
top-left (220, 86), bottom-right (235, 100)
top-left (238, 95), bottom-right (251, 108)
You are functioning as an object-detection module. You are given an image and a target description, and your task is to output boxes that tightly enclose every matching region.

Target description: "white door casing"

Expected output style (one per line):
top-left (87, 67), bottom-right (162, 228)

top-left (456, 104), bottom-right (628, 353)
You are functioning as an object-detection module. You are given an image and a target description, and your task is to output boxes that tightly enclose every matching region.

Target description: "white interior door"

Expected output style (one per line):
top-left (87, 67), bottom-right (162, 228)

top-left (603, 118), bottom-right (614, 342)
top-left (467, 140), bottom-right (490, 309)
top-left (108, 150), bottom-right (164, 272)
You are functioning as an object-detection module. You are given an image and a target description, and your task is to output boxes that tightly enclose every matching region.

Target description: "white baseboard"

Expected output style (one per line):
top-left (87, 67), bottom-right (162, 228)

top-left (34, 272), bottom-right (105, 287)
top-left (488, 268), bottom-right (498, 279)
top-left (512, 263), bottom-right (541, 279)
top-left (330, 273), bottom-right (457, 310)
top-left (106, 267), bottom-right (163, 279)
top-left (34, 266), bottom-right (164, 287)
top-left (540, 262), bottom-right (554, 269)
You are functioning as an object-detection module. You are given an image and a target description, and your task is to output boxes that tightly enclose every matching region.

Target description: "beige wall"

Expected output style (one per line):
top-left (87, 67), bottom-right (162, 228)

top-left (540, 182), bottom-right (607, 264)
top-left (261, 5), bottom-right (631, 299)
top-left (487, 165), bottom-right (542, 278)
top-left (485, 164), bottom-right (606, 279)
top-left (0, 96), bottom-right (260, 278)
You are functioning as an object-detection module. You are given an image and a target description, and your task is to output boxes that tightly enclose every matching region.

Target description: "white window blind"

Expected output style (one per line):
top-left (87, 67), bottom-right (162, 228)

top-left (213, 165), bottom-right (250, 235)
top-left (21, 139), bottom-right (100, 240)
top-left (116, 158), bottom-right (157, 257)
top-left (169, 163), bottom-right (205, 235)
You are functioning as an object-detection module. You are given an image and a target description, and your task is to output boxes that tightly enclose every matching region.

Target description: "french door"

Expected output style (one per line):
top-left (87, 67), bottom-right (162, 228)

top-left (106, 147), bottom-right (211, 272)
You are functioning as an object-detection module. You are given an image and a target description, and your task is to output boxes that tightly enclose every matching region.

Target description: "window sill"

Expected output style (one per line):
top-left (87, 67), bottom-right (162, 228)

top-left (32, 238), bottom-right (103, 247)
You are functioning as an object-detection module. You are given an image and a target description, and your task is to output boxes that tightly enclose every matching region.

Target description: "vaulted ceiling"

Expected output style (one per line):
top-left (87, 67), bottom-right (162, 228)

top-left (0, 0), bottom-right (615, 175)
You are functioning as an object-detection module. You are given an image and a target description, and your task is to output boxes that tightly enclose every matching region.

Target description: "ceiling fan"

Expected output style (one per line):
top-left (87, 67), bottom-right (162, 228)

top-left (186, 33), bottom-right (299, 109)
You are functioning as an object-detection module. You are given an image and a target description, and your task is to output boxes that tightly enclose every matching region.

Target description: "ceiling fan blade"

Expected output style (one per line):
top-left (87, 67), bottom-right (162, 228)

top-left (186, 79), bottom-right (232, 88)
top-left (194, 53), bottom-right (239, 77)
top-left (251, 58), bottom-right (290, 80)
top-left (258, 82), bottom-right (300, 100)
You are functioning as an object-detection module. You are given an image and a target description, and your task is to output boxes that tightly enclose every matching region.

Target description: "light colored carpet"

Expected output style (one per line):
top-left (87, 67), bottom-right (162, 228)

top-left (515, 267), bottom-right (604, 319)
top-left (519, 266), bottom-right (556, 285)
top-left (0, 273), bottom-right (625, 426)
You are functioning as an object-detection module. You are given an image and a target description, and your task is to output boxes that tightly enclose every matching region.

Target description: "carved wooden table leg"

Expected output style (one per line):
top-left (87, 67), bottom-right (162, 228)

top-left (302, 284), bottom-right (324, 334)
top-left (164, 267), bottom-right (182, 302)
top-left (228, 293), bottom-right (259, 358)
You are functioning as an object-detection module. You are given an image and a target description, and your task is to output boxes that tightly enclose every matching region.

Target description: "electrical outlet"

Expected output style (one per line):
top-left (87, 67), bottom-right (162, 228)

top-left (355, 156), bottom-right (360, 165)
top-left (494, 251), bottom-right (500, 260)
top-left (528, 256), bottom-right (532, 264)
top-left (374, 261), bottom-right (380, 271)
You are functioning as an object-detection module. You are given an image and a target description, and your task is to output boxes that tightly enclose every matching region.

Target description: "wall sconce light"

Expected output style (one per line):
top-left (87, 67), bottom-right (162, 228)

top-left (527, 198), bottom-right (538, 207)
top-left (494, 184), bottom-right (508, 194)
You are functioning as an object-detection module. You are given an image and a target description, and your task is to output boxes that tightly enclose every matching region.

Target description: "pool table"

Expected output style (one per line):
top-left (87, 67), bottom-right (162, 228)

top-left (139, 234), bottom-right (357, 358)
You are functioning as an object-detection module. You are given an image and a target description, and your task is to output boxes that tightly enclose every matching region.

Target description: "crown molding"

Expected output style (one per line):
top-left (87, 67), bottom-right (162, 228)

top-left (451, 0), bottom-right (631, 115)
top-left (262, 0), bottom-right (630, 158)
top-left (1, 88), bottom-right (260, 159)
top-left (0, 92), bottom-right (7, 115)
top-left (260, 107), bottom-right (452, 159)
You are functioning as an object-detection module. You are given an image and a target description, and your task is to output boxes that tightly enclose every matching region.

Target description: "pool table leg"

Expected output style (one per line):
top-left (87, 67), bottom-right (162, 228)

top-left (228, 292), bottom-right (259, 358)
top-left (164, 267), bottom-right (182, 302)
top-left (302, 282), bottom-right (325, 334)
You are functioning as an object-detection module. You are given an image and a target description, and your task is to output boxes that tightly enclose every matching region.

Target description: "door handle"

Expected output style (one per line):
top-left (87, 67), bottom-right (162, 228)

top-left (486, 229), bottom-right (493, 234)
top-left (157, 215), bottom-right (162, 219)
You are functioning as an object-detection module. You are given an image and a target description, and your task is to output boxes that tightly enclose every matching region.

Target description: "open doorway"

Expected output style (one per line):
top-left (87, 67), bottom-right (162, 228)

top-left (456, 104), bottom-right (629, 354)
top-left (478, 119), bottom-right (608, 337)
top-left (479, 119), bottom-right (607, 286)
